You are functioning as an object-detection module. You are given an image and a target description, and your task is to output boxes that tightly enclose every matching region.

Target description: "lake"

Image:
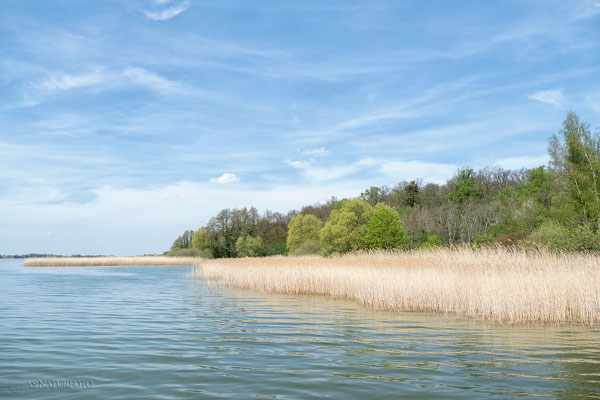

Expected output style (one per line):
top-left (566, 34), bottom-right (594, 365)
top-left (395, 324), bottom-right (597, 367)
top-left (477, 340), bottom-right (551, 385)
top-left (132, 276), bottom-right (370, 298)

top-left (1, 259), bottom-right (599, 399)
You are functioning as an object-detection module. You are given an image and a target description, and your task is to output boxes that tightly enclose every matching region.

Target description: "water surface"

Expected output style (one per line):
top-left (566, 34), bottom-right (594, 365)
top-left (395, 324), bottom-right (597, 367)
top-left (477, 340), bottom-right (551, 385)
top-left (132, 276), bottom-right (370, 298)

top-left (1, 259), bottom-right (599, 399)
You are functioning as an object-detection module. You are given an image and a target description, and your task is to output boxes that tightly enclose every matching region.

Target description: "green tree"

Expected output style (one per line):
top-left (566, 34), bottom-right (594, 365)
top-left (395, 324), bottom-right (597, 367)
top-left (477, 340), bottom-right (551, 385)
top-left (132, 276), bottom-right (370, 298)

top-left (255, 213), bottom-right (288, 256)
top-left (359, 186), bottom-right (387, 207)
top-left (235, 236), bottom-right (264, 257)
top-left (320, 199), bottom-right (373, 255)
top-left (549, 112), bottom-right (600, 230)
top-left (363, 204), bottom-right (408, 250)
top-left (286, 214), bottom-right (323, 252)
top-left (191, 227), bottom-right (212, 250)
top-left (403, 180), bottom-right (420, 207)
top-left (448, 168), bottom-right (482, 205)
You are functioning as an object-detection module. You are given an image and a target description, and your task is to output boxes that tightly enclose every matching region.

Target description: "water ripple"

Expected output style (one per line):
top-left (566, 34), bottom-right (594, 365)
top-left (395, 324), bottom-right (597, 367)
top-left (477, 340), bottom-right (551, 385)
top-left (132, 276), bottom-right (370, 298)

top-left (1, 259), bottom-right (599, 399)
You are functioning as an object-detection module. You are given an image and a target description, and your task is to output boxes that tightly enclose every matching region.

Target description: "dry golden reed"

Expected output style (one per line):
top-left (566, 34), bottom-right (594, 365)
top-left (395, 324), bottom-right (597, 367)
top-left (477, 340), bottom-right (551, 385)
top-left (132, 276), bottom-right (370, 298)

top-left (23, 256), bottom-right (199, 267)
top-left (194, 248), bottom-right (600, 326)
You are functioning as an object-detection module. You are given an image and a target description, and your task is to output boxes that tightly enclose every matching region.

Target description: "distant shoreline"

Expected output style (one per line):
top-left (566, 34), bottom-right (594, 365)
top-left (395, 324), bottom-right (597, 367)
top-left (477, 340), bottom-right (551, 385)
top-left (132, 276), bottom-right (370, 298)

top-left (22, 256), bottom-right (204, 267)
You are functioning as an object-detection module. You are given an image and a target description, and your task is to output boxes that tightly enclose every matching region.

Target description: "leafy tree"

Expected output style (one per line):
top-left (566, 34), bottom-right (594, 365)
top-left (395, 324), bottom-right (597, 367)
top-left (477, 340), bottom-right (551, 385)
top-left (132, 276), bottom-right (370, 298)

top-left (363, 204), bottom-right (408, 250)
top-left (191, 227), bottom-right (212, 250)
top-left (549, 112), bottom-right (600, 230)
top-left (447, 168), bottom-right (483, 205)
top-left (286, 214), bottom-right (323, 252)
top-left (170, 229), bottom-right (194, 251)
top-left (403, 180), bottom-right (420, 207)
top-left (359, 186), bottom-right (388, 207)
top-left (255, 213), bottom-right (288, 256)
top-left (320, 199), bottom-right (373, 255)
top-left (235, 236), bottom-right (264, 257)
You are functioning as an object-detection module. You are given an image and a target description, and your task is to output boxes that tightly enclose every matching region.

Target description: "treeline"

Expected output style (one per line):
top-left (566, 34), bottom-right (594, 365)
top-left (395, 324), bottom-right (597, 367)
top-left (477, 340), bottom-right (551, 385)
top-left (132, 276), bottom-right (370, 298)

top-left (169, 112), bottom-right (600, 257)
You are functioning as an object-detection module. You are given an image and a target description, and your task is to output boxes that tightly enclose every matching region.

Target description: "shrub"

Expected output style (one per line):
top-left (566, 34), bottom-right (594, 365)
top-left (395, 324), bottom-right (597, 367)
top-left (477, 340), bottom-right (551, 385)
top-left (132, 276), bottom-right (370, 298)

top-left (288, 240), bottom-right (321, 256)
top-left (526, 221), bottom-right (600, 252)
top-left (420, 234), bottom-right (441, 249)
top-left (168, 247), bottom-right (213, 258)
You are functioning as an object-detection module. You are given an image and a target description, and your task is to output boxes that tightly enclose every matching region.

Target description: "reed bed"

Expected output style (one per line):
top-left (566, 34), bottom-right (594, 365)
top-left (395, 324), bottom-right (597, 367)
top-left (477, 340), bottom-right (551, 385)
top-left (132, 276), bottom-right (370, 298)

top-left (23, 256), bottom-right (201, 267)
top-left (194, 248), bottom-right (600, 326)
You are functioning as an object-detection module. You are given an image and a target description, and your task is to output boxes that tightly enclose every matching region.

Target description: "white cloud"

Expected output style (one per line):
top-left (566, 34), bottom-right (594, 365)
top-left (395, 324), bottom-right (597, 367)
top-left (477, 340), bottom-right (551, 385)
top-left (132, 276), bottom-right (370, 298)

top-left (209, 173), bottom-right (240, 184)
top-left (288, 160), bottom-right (312, 169)
top-left (527, 89), bottom-right (566, 108)
top-left (301, 147), bottom-right (329, 156)
top-left (122, 67), bottom-right (183, 93)
top-left (287, 158), bottom-right (377, 183)
top-left (0, 180), bottom-right (367, 255)
top-left (40, 68), bottom-right (107, 91)
top-left (16, 66), bottom-right (185, 108)
top-left (494, 155), bottom-right (549, 170)
top-left (143, 0), bottom-right (190, 21)
top-left (380, 160), bottom-right (458, 184)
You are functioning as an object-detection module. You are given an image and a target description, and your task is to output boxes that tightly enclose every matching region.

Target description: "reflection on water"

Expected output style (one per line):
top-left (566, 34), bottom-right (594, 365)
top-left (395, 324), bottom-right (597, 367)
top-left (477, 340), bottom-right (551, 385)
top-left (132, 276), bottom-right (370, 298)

top-left (0, 259), bottom-right (599, 399)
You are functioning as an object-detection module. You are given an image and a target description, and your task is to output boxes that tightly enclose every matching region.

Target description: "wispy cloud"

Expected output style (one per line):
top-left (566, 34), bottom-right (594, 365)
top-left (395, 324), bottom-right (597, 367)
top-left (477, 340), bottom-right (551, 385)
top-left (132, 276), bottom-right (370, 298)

top-left (380, 161), bottom-right (458, 184)
top-left (287, 158), bottom-right (376, 183)
top-left (122, 67), bottom-right (183, 93)
top-left (143, 0), bottom-right (190, 21)
top-left (527, 89), bottom-right (566, 108)
top-left (209, 173), bottom-right (240, 184)
top-left (40, 67), bottom-right (107, 91)
top-left (301, 147), bottom-right (329, 156)
top-left (14, 66), bottom-right (185, 108)
top-left (494, 155), bottom-right (549, 170)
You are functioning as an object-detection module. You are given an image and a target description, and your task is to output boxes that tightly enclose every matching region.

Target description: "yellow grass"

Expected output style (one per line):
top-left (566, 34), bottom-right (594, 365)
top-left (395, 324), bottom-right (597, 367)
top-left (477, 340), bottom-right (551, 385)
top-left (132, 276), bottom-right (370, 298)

top-left (23, 256), bottom-right (201, 267)
top-left (193, 248), bottom-right (600, 326)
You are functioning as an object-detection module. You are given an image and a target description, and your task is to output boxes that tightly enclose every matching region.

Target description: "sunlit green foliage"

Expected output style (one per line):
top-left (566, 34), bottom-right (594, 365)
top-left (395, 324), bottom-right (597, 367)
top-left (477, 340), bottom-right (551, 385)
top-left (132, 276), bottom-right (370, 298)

top-left (320, 199), bottom-right (373, 255)
top-left (287, 214), bottom-right (323, 253)
top-left (363, 204), bottom-right (407, 250)
top-left (235, 236), bottom-right (264, 257)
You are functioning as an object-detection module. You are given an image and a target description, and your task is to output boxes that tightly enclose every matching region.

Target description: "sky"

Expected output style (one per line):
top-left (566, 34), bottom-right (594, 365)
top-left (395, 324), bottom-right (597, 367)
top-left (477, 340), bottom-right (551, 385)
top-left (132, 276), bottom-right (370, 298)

top-left (1, 0), bottom-right (600, 255)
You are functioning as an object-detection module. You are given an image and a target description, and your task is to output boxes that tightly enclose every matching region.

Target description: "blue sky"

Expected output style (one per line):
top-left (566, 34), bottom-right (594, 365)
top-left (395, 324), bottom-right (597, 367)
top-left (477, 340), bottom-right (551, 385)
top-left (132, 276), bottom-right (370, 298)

top-left (2, 0), bottom-right (600, 255)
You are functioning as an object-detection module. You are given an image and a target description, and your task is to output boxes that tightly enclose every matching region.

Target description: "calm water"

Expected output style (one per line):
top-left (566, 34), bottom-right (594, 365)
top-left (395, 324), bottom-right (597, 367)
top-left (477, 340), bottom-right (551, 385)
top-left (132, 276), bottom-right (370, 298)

top-left (1, 259), bottom-right (599, 399)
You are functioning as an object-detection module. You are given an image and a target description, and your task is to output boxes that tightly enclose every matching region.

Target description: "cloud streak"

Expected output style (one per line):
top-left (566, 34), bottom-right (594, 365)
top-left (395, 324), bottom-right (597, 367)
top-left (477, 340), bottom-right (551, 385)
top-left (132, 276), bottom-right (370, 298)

top-left (143, 0), bottom-right (190, 21)
top-left (527, 89), bottom-right (566, 108)
top-left (209, 173), bottom-right (240, 184)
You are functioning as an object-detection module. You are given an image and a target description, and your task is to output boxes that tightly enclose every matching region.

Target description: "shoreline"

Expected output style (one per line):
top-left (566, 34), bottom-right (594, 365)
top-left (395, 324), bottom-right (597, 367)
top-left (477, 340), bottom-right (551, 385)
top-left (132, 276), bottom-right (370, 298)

top-left (22, 256), bottom-right (204, 267)
top-left (194, 249), bottom-right (600, 326)
top-left (22, 249), bottom-right (600, 326)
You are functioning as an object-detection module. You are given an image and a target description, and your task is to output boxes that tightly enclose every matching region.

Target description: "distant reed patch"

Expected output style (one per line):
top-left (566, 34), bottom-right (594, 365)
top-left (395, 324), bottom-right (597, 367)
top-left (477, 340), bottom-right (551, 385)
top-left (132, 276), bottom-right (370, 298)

top-left (23, 256), bottom-right (202, 267)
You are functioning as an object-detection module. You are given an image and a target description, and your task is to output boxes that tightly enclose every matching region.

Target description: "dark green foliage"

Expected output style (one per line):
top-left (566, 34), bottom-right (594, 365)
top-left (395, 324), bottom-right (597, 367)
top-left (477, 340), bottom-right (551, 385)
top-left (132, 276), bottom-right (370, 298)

top-left (255, 212), bottom-right (288, 256)
top-left (447, 168), bottom-right (483, 205)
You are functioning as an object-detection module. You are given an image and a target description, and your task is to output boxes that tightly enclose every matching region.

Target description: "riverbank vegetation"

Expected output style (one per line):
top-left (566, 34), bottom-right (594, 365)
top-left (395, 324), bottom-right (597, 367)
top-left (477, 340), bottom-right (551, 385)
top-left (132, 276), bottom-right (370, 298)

top-left (194, 248), bottom-right (600, 325)
top-left (170, 112), bottom-right (600, 257)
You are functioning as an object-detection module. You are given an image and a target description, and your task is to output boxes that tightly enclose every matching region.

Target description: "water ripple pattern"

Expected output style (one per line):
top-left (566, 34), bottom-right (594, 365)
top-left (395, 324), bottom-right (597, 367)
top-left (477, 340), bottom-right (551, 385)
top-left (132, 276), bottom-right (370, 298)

top-left (0, 259), bottom-right (599, 399)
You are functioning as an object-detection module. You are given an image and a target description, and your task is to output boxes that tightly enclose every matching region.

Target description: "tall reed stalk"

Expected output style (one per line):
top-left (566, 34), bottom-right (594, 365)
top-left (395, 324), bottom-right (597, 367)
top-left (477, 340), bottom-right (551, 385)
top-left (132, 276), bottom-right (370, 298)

top-left (194, 248), bottom-right (600, 326)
